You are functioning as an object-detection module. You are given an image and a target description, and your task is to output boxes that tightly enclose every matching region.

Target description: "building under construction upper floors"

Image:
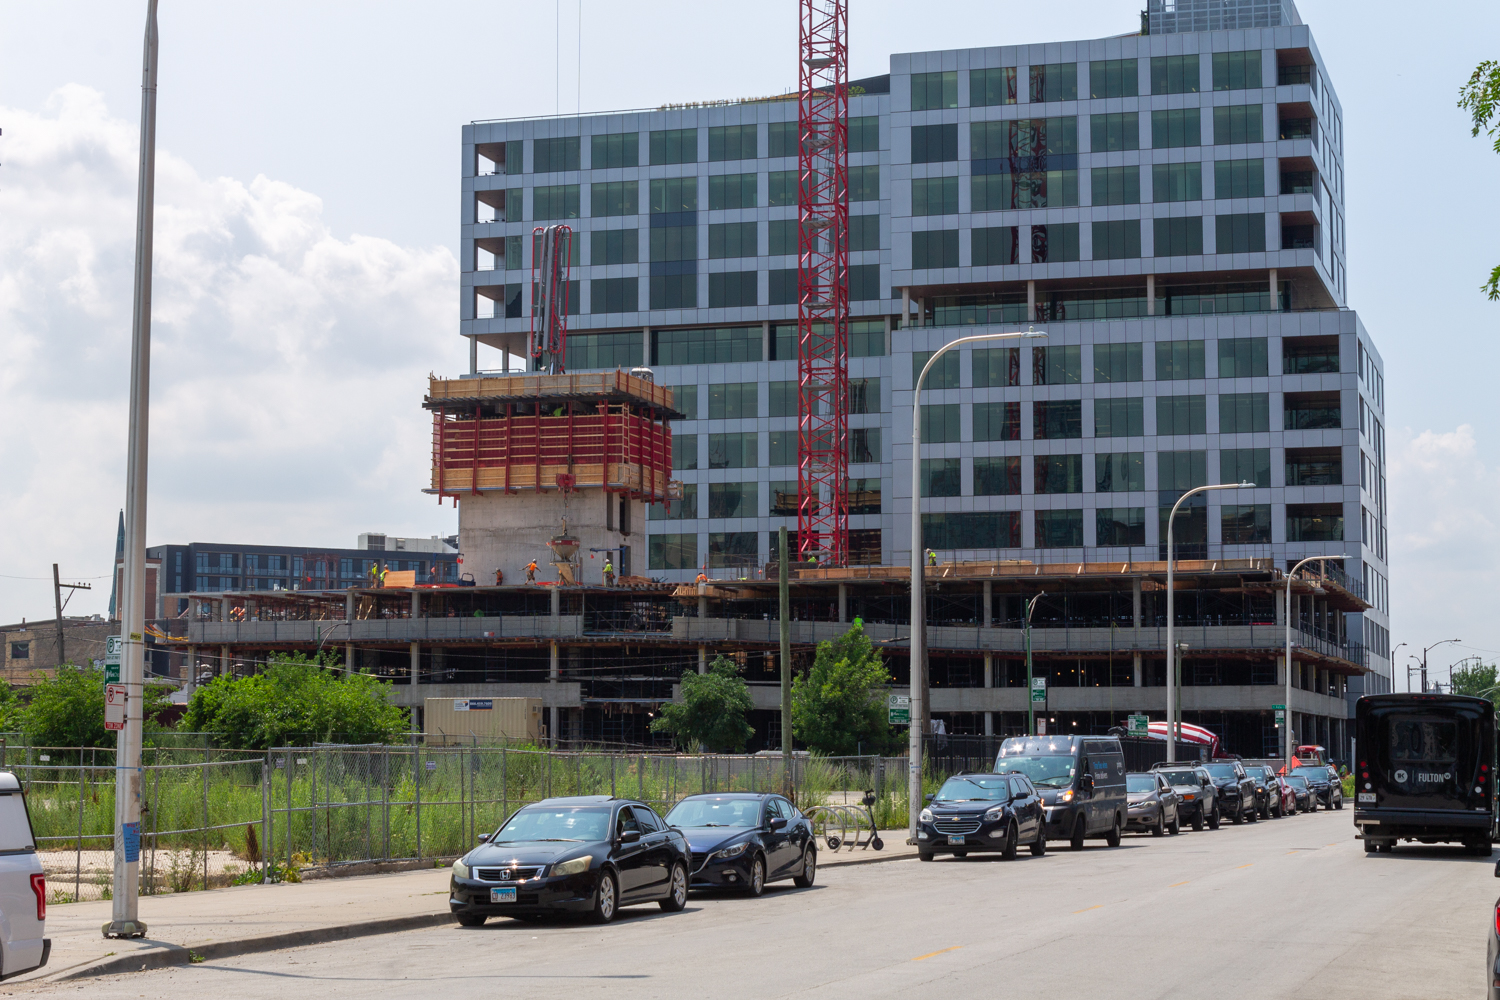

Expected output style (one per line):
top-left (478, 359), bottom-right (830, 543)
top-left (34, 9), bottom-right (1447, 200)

top-left (158, 552), bottom-right (1367, 758)
top-left (453, 0), bottom-right (1390, 716)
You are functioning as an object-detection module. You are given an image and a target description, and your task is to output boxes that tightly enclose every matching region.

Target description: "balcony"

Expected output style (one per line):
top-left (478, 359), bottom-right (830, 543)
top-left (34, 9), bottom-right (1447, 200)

top-left (189, 616), bottom-right (584, 645)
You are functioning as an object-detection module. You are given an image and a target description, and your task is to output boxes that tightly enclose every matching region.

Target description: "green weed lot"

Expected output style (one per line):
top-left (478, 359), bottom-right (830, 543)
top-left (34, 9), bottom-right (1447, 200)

top-left (18, 746), bottom-right (938, 902)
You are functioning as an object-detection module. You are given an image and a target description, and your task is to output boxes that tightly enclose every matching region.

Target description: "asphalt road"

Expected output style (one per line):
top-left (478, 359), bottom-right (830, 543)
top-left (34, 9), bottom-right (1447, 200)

top-left (16, 810), bottom-right (1495, 1000)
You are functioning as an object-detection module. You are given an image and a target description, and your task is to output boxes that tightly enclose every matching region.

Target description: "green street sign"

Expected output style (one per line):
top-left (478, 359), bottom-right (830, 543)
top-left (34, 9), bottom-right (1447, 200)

top-left (887, 694), bottom-right (911, 726)
top-left (1127, 714), bottom-right (1149, 736)
top-left (105, 664), bottom-right (120, 685)
top-left (103, 636), bottom-right (122, 684)
top-left (1273, 703), bottom-right (1286, 724)
top-left (1030, 677), bottom-right (1047, 704)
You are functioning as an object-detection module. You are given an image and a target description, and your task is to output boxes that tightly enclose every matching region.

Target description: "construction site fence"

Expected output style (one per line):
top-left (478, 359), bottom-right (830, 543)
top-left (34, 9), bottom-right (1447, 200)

top-left (16, 746), bottom-right (935, 900)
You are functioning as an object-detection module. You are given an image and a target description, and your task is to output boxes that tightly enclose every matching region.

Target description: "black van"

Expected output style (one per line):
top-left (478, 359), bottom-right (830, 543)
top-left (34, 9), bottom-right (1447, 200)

top-left (1355, 693), bottom-right (1498, 854)
top-left (995, 735), bottom-right (1127, 849)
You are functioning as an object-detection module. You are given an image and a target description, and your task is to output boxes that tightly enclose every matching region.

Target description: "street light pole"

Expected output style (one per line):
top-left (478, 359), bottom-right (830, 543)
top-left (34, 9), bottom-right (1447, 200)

top-left (1164, 481), bottom-right (1253, 763)
top-left (1283, 554), bottom-right (1348, 776)
top-left (105, 0), bottom-right (158, 941)
top-left (1419, 638), bottom-right (1462, 694)
top-left (1025, 594), bottom-right (1043, 736)
top-left (908, 328), bottom-right (1045, 843)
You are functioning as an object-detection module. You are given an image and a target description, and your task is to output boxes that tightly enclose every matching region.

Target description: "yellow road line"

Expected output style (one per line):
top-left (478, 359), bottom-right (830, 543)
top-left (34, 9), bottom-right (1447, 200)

top-left (1286, 850), bottom-right (1300, 855)
top-left (913, 946), bottom-right (962, 961)
top-left (1236, 863), bottom-right (1254, 869)
top-left (1073, 904), bottom-right (1104, 913)
top-left (1168, 880), bottom-right (1190, 887)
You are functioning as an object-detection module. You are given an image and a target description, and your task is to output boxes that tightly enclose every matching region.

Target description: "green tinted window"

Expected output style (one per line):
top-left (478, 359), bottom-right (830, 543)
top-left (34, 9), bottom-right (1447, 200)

top-left (1094, 344), bottom-right (1142, 383)
top-left (1090, 59), bottom-right (1138, 98)
top-left (911, 71), bottom-right (957, 110)
top-left (1152, 109), bottom-right (1201, 148)
top-left (1093, 398), bottom-right (1144, 437)
top-left (1155, 341), bottom-right (1205, 380)
top-left (1153, 163), bottom-right (1202, 202)
top-left (1095, 453), bottom-right (1145, 492)
top-left (591, 133), bottom-right (638, 169)
top-left (1212, 51), bottom-right (1263, 92)
top-left (708, 124), bottom-right (757, 161)
top-left (1151, 54), bottom-right (1200, 95)
top-left (1091, 113), bottom-right (1139, 152)
top-left (650, 128), bottom-right (698, 164)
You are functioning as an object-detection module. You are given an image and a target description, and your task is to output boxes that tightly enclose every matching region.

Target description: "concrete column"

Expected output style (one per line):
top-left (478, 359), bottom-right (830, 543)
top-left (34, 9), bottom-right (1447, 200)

top-left (838, 584), bottom-right (848, 624)
top-left (643, 326), bottom-right (652, 365)
top-left (345, 590), bottom-right (355, 621)
top-left (901, 287), bottom-right (911, 328)
top-left (549, 642), bottom-right (560, 747)
top-left (219, 598), bottom-right (229, 622)
top-left (1027, 280), bottom-right (1036, 321)
top-left (185, 645), bottom-right (196, 692)
top-left (1132, 576), bottom-right (1142, 686)
top-left (884, 315), bottom-right (893, 355)
top-left (411, 589), bottom-right (421, 620)
top-left (550, 586), bottom-right (561, 618)
top-left (984, 712), bottom-right (994, 737)
top-left (917, 297), bottom-right (926, 327)
top-left (983, 654), bottom-right (993, 688)
top-left (220, 644), bottom-right (230, 677)
top-left (410, 641), bottom-right (420, 686)
top-left (982, 581), bottom-right (992, 626)
top-left (469, 335), bottom-right (478, 375)
top-left (698, 646), bottom-right (707, 674)
top-left (344, 642), bottom-right (354, 677)
top-left (761, 320), bottom-right (771, 361)
top-left (1269, 267), bottom-right (1278, 307)
top-left (1134, 654), bottom-right (1143, 687)
top-left (1146, 274), bottom-right (1156, 316)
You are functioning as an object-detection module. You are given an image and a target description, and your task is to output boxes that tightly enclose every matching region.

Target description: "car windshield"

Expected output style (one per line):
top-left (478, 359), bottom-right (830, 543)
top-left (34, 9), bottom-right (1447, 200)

top-left (1290, 767), bottom-right (1325, 781)
top-left (1243, 767), bottom-right (1266, 779)
top-left (993, 755), bottom-right (1076, 789)
top-left (1286, 776), bottom-right (1309, 789)
top-left (492, 807), bottom-right (610, 844)
top-left (1126, 775), bottom-right (1156, 793)
top-left (933, 775), bottom-right (1012, 802)
top-left (664, 797), bottom-right (761, 828)
top-left (1204, 764), bottom-right (1239, 779)
top-left (1158, 770), bottom-right (1200, 786)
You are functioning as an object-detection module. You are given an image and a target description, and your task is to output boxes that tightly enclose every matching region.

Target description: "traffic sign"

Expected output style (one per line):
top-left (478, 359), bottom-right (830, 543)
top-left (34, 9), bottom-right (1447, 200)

top-left (887, 694), bottom-right (910, 726)
top-left (104, 635), bottom-right (122, 683)
top-left (1127, 714), bottom-right (1149, 736)
top-left (1030, 677), bottom-right (1047, 704)
top-left (104, 684), bottom-right (127, 731)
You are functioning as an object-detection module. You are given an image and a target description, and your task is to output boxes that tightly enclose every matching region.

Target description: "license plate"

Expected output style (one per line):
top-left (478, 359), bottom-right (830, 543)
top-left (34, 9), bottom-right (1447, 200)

top-left (1358, 793), bottom-right (1376, 804)
top-left (490, 887), bottom-right (517, 903)
top-left (949, 835), bottom-right (966, 845)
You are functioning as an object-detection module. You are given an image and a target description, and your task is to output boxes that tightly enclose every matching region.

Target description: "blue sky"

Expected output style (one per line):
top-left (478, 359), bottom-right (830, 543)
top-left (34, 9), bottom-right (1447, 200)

top-left (0, 0), bottom-right (1496, 686)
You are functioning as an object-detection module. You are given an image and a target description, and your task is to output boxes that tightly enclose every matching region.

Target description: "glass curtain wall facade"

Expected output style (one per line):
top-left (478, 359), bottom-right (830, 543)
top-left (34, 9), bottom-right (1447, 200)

top-left (459, 5), bottom-right (1389, 698)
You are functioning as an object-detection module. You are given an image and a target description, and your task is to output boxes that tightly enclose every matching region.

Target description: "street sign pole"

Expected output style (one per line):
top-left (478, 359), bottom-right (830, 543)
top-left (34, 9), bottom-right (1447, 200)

top-left (105, 0), bottom-right (158, 942)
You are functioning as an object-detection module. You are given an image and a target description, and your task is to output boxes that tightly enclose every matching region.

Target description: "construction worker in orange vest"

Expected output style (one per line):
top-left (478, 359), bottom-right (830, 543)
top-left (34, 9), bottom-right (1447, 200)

top-left (696, 571), bottom-right (708, 585)
top-left (526, 559), bottom-right (539, 583)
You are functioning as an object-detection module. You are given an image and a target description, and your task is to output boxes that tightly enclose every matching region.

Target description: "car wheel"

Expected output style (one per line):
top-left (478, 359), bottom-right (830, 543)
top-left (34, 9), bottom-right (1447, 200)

top-left (455, 913), bottom-right (487, 928)
top-left (1001, 821), bottom-right (1019, 860)
top-left (1151, 811), bottom-right (1165, 837)
top-left (1208, 806), bottom-right (1221, 831)
top-left (1231, 804), bottom-right (1244, 825)
top-left (1070, 816), bottom-right (1087, 851)
top-left (1030, 827), bottom-right (1047, 857)
top-left (918, 851), bottom-right (934, 862)
top-left (1169, 811), bottom-right (1181, 836)
top-left (1308, 799), bottom-right (1318, 813)
top-left (1247, 805), bottom-right (1258, 823)
top-left (591, 870), bottom-right (618, 924)
top-left (747, 855), bottom-right (766, 897)
top-left (1335, 796), bottom-right (1343, 811)
top-left (658, 862), bottom-right (688, 912)
top-left (1191, 810), bottom-right (1204, 832)
top-left (793, 847), bottom-right (817, 887)
top-left (1105, 817), bottom-right (1122, 848)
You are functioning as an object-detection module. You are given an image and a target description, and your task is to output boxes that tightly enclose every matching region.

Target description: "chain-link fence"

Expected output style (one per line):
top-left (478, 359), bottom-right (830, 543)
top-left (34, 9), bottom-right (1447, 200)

top-left (15, 745), bottom-right (954, 898)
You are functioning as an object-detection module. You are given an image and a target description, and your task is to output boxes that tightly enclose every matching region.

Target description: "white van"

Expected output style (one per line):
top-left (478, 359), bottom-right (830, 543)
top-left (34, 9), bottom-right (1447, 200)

top-left (0, 772), bottom-right (47, 980)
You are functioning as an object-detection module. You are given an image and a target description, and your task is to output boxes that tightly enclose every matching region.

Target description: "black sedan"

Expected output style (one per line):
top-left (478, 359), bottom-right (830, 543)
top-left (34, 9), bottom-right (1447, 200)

top-left (449, 795), bottom-right (690, 925)
top-left (918, 771), bottom-right (1046, 861)
top-left (663, 793), bottom-right (817, 895)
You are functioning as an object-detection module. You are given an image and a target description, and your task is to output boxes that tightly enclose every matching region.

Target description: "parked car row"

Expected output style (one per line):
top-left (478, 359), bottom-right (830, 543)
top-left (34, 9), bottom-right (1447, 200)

top-left (449, 791), bottom-right (818, 925)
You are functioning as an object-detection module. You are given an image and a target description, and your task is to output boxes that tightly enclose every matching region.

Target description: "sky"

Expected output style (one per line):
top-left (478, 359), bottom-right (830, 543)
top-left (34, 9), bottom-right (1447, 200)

top-left (0, 0), bottom-right (1496, 685)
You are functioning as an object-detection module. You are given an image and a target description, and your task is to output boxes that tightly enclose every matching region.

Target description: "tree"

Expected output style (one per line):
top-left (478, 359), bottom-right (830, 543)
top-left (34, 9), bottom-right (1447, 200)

top-left (19, 664), bottom-right (171, 753)
top-left (650, 656), bottom-right (754, 752)
top-left (181, 652), bottom-right (408, 749)
top-left (791, 622), bottom-right (898, 756)
top-left (1449, 660), bottom-right (1498, 699)
top-left (1459, 60), bottom-right (1500, 301)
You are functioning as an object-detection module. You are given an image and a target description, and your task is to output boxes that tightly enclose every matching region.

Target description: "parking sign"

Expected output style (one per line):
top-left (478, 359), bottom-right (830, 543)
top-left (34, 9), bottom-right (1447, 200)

top-left (887, 694), bottom-right (911, 726)
top-left (104, 684), bottom-right (127, 731)
top-left (1030, 677), bottom-right (1047, 704)
top-left (1127, 714), bottom-right (1149, 736)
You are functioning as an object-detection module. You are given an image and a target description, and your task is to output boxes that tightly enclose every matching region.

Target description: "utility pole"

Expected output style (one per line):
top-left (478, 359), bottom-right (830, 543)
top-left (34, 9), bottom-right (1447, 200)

top-left (105, 0), bottom-right (158, 941)
top-left (51, 565), bottom-right (92, 667)
top-left (778, 527), bottom-right (793, 798)
top-left (1025, 594), bottom-right (1043, 736)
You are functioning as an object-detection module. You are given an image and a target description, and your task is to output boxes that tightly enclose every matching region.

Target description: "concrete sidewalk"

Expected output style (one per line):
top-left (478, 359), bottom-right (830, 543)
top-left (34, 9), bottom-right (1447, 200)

top-left (18, 832), bottom-right (914, 984)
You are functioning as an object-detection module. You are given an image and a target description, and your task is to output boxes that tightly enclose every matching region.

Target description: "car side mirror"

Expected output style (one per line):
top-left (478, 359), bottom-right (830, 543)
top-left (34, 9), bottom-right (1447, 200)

top-left (1201, 777), bottom-right (1211, 787)
top-left (768, 817), bottom-right (788, 831)
top-left (476, 833), bottom-right (491, 843)
top-left (924, 793), bottom-right (935, 803)
top-left (618, 830), bottom-right (641, 845)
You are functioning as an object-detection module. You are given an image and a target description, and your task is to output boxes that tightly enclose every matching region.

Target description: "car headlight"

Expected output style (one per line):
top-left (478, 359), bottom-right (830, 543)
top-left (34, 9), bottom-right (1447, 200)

top-left (713, 842), bottom-right (750, 860)
top-left (550, 855), bottom-right (592, 877)
top-left (984, 806), bottom-right (1006, 822)
top-left (1058, 790), bottom-right (1074, 804)
top-left (919, 808), bottom-right (933, 823)
top-left (452, 858), bottom-right (470, 879)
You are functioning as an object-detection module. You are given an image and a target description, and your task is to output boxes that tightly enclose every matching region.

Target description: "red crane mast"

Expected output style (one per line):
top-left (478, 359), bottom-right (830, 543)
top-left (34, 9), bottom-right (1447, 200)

top-left (796, 0), bottom-right (849, 567)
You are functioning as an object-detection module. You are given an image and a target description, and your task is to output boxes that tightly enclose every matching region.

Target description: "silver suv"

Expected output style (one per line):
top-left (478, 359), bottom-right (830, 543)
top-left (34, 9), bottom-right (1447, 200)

top-left (1150, 764), bottom-right (1220, 831)
top-left (0, 772), bottom-right (48, 980)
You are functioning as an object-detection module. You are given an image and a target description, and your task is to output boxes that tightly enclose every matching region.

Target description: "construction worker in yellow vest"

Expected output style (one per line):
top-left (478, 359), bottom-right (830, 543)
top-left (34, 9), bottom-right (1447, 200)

top-left (378, 563), bottom-right (389, 587)
top-left (526, 559), bottom-right (539, 583)
top-left (603, 557), bottom-right (615, 587)
top-left (927, 549), bottom-right (938, 567)
top-left (367, 563), bottom-right (379, 588)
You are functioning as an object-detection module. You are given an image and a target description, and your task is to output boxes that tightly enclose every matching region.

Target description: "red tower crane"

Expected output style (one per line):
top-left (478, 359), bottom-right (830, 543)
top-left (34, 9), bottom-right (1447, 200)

top-left (796, 0), bottom-right (849, 567)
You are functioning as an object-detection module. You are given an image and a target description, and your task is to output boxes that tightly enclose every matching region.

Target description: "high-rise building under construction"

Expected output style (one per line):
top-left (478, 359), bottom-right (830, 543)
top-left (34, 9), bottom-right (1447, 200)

top-left (457, 0), bottom-right (1391, 721)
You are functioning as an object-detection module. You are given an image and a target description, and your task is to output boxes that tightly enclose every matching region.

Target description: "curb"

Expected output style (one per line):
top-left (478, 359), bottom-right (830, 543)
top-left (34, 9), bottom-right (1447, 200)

top-left (819, 850), bottom-right (916, 868)
top-left (49, 912), bottom-right (455, 982)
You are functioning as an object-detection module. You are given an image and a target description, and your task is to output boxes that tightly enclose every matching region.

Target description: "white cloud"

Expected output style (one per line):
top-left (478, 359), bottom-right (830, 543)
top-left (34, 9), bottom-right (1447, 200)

top-left (0, 86), bottom-right (460, 621)
top-left (1389, 423), bottom-right (1500, 667)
